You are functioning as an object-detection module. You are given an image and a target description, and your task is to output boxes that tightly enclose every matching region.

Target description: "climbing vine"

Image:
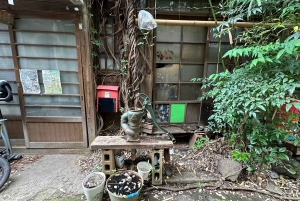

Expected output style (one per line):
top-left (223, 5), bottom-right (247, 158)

top-left (90, 0), bottom-right (152, 114)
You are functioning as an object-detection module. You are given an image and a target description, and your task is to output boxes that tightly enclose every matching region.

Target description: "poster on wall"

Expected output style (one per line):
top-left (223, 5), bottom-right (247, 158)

top-left (42, 70), bottom-right (62, 94)
top-left (19, 69), bottom-right (41, 94)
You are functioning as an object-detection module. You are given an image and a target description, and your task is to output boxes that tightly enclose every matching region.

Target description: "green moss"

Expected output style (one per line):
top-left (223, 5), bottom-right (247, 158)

top-left (50, 194), bottom-right (84, 201)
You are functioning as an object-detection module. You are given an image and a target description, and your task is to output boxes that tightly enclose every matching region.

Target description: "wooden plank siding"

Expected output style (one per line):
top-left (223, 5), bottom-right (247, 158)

top-left (27, 122), bottom-right (83, 142)
top-left (5, 120), bottom-right (24, 139)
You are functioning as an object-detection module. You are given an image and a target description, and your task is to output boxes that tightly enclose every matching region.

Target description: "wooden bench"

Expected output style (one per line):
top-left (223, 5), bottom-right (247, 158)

top-left (90, 135), bottom-right (174, 185)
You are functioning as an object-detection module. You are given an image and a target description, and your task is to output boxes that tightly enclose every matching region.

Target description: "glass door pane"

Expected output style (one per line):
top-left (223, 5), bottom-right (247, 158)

top-left (0, 24), bottom-right (21, 116)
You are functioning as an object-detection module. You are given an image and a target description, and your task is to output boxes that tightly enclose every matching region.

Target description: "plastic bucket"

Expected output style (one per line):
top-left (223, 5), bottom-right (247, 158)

top-left (106, 170), bottom-right (143, 201)
top-left (137, 161), bottom-right (152, 180)
top-left (82, 172), bottom-right (106, 201)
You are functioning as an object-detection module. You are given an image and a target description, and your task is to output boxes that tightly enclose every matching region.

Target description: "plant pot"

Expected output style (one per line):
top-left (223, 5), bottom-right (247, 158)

top-left (137, 161), bottom-right (152, 180)
top-left (106, 170), bottom-right (143, 201)
top-left (82, 172), bottom-right (106, 201)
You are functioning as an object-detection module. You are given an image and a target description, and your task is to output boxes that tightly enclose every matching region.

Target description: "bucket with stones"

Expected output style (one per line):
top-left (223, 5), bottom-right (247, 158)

top-left (82, 172), bottom-right (106, 201)
top-left (106, 170), bottom-right (143, 201)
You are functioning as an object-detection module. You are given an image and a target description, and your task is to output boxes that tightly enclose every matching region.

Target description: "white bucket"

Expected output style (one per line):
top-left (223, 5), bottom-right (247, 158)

top-left (137, 161), bottom-right (152, 180)
top-left (82, 172), bottom-right (106, 201)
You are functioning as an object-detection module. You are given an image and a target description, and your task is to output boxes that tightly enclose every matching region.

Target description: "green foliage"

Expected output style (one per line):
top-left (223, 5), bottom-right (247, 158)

top-left (91, 39), bottom-right (100, 46)
top-left (200, 0), bottom-right (300, 172)
top-left (192, 136), bottom-right (209, 149)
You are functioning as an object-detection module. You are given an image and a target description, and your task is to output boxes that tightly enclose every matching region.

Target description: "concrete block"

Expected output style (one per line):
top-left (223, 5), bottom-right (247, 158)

top-left (101, 149), bottom-right (115, 176)
top-left (151, 149), bottom-right (163, 185)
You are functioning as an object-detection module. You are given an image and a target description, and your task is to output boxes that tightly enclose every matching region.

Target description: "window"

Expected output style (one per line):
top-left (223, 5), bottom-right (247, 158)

top-left (14, 19), bottom-right (81, 117)
top-left (155, 25), bottom-right (206, 123)
top-left (154, 25), bottom-right (235, 124)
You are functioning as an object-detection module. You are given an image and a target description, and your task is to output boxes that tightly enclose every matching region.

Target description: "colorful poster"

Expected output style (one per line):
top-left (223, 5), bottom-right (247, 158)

top-left (42, 70), bottom-right (62, 94)
top-left (19, 69), bottom-right (41, 94)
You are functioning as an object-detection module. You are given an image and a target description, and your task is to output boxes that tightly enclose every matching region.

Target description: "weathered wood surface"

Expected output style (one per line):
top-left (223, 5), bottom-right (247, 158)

top-left (151, 126), bottom-right (193, 134)
top-left (90, 136), bottom-right (174, 150)
top-left (189, 132), bottom-right (205, 147)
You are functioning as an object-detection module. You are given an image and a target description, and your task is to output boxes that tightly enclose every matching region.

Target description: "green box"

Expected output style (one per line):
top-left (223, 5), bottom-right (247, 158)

top-left (170, 103), bottom-right (185, 123)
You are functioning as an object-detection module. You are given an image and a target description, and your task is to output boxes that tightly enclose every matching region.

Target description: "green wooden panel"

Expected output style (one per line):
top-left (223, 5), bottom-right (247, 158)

top-left (170, 104), bottom-right (185, 123)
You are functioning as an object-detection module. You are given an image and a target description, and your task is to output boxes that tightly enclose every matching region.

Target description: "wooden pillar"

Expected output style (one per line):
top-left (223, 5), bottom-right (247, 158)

top-left (81, 2), bottom-right (96, 145)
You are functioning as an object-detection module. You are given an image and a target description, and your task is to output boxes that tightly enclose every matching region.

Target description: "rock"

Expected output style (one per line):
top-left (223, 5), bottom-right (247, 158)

top-left (165, 169), bottom-right (172, 177)
top-left (294, 156), bottom-right (300, 162)
top-left (271, 158), bottom-right (300, 179)
top-left (217, 158), bottom-right (242, 181)
top-left (269, 171), bottom-right (279, 179)
top-left (266, 181), bottom-right (283, 195)
top-left (167, 171), bottom-right (219, 184)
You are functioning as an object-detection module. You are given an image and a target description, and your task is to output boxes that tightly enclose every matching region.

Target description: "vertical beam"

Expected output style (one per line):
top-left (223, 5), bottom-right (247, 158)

top-left (8, 25), bottom-right (29, 148)
top-left (81, 2), bottom-right (96, 145)
top-left (75, 17), bottom-right (88, 147)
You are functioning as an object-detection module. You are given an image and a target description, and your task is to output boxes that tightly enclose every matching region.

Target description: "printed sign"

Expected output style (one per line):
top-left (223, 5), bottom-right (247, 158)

top-left (42, 70), bottom-right (62, 94)
top-left (19, 69), bottom-right (41, 94)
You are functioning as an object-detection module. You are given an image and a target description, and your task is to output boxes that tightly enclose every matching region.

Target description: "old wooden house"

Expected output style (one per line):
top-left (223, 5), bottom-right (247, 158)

top-left (0, 0), bottom-right (235, 149)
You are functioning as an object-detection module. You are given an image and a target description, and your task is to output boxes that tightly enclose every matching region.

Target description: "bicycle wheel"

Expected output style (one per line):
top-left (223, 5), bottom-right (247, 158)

top-left (0, 157), bottom-right (10, 189)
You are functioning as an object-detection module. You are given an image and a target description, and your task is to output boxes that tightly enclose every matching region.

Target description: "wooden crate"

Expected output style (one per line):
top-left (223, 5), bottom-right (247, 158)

top-left (189, 132), bottom-right (205, 147)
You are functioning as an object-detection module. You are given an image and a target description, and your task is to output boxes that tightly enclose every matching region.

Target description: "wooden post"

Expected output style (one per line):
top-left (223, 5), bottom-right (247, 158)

top-left (81, 2), bottom-right (96, 145)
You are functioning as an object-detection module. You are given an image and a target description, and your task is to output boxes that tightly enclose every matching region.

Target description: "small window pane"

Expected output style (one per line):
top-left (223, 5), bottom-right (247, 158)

top-left (156, 26), bottom-right (181, 42)
top-left (207, 43), bottom-right (231, 63)
top-left (24, 95), bottom-right (80, 106)
top-left (206, 64), bottom-right (225, 77)
top-left (180, 84), bottom-right (201, 101)
top-left (60, 72), bottom-right (79, 83)
top-left (15, 32), bottom-right (76, 46)
top-left (14, 19), bottom-right (75, 32)
top-left (19, 59), bottom-right (78, 71)
top-left (100, 54), bottom-right (114, 70)
top-left (0, 45), bottom-right (12, 56)
top-left (0, 105), bottom-right (21, 116)
top-left (156, 64), bottom-right (179, 82)
top-left (156, 43), bottom-right (180, 63)
top-left (0, 70), bottom-right (16, 81)
top-left (186, 103), bottom-right (200, 122)
top-left (0, 24), bottom-right (8, 30)
top-left (106, 24), bottom-right (114, 51)
top-left (25, 107), bottom-right (81, 116)
top-left (0, 31), bottom-right (10, 43)
top-left (170, 103), bottom-right (185, 123)
top-left (155, 104), bottom-right (169, 123)
top-left (181, 64), bottom-right (203, 82)
top-left (17, 46), bottom-right (77, 59)
top-left (183, 27), bottom-right (206, 43)
top-left (210, 28), bottom-right (245, 43)
top-left (209, 29), bottom-right (230, 42)
top-left (0, 58), bottom-right (14, 68)
top-left (182, 44), bottom-right (205, 63)
top-left (156, 84), bottom-right (178, 101)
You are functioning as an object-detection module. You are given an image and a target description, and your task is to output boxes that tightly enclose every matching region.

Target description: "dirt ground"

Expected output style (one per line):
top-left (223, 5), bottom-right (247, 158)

top-left (0, 154), bottom-right (87, 201)
top-left (1, 136), bottom-right (299, 201)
